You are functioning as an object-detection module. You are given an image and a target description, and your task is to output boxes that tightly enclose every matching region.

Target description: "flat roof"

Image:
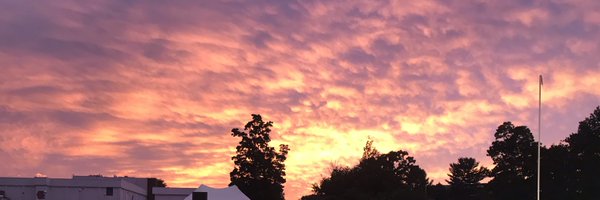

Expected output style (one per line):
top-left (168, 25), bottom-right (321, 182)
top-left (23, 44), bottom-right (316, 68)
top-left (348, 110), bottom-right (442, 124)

top-left (0, 176), bottom-right (147, 195)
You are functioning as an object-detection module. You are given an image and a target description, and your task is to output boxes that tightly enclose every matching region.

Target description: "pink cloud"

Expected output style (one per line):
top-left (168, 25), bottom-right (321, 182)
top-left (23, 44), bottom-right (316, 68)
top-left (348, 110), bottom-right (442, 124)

top-left (1, 1), bottom-right (600, 199)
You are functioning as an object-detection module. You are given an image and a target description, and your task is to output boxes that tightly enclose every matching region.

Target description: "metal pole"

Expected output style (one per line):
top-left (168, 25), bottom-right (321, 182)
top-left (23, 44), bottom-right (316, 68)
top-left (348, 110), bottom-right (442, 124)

top-left (537, 75), bottom-right (542, 200)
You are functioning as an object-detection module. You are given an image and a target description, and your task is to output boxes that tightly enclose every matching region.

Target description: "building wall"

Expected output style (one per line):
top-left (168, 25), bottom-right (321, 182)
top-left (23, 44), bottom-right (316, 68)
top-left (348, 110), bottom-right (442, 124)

top-left (152, 187), bottom-right (194, 200)
top-left (118, 187), bottom-right (146, 200)
top-left (46, 187), bottom-right (81, 200)
top-left (0, 176), bottom-right (147, 200)
top-left (0, 185), bottom-right (36, 200)
top-left (47, 186), bottom-right (117, 200)
top-left (153, 195), bottom-right (187, 200)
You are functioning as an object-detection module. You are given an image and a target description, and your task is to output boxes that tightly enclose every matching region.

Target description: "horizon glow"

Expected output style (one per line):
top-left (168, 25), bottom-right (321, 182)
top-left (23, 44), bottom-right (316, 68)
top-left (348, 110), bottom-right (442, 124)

top-left (1, 1), bottom-right (600, 199)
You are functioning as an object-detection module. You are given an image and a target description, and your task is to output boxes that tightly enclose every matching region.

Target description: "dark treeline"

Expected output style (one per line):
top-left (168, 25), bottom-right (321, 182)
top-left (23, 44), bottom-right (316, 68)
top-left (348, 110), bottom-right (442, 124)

top-left (225, 107), bottom-right (600, 200)
top-left (300, 106), bottom-right (600, 200)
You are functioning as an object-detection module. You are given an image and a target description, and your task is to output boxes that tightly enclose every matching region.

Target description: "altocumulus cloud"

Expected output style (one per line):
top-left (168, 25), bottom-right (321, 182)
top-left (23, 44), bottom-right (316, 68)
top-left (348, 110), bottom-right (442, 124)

top-left (1, 0), bottom-right (600, 199)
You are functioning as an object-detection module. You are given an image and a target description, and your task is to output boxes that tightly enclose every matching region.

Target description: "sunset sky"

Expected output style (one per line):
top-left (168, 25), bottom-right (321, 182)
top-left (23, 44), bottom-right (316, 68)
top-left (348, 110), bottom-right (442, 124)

top-left (1, 0), bottom-right (600, 199)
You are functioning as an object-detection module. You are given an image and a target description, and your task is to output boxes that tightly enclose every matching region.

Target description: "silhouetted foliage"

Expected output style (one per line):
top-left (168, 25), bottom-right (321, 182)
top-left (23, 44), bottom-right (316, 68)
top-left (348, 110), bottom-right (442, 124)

top-left (230, 114), bottom-right (289, 200)
top-left (427, 183), bottom-right (450, 200)
top-left (540, 144), bottom-right (574, 199)
top-left (446, 157), bottom-right (489, 200)
top-left (562, 106), bottom-right (600, 199)
top-left (300, 194), bottom-right (327, 200)
top-left (148, 178), bottom-right (167, 200)
top-left (149, 178), bottom-right (167, 187)
top-left (487, 122), bottom-right (537, 200)
top-left (304, 139), bottom-right (430, 200)
top-left (447, 157), bottom-right (489, 186)
top-left (362, 138), bottom-right (379, 160)
top-left (301, 106), bottom-right (600, 200)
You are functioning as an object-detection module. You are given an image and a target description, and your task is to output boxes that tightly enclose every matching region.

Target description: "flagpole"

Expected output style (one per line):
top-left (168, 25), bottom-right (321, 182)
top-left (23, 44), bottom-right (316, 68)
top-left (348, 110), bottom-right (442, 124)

top-left (537, 75), bottom-right (542, 200)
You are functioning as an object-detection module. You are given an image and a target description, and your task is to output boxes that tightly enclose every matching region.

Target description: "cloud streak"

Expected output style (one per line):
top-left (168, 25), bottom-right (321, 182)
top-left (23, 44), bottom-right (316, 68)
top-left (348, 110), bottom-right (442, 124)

top-left (1, 0), bottom-right (600, 199)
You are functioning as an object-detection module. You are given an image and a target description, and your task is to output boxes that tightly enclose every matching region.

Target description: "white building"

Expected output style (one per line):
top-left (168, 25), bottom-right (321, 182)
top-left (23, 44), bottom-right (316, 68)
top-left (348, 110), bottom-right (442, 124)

top-left (0, 175), bottom-right (193, 200)
top-left (0, 176), bottom-right (250, 200)
top-left (152, 187), bottom-right (194, 200)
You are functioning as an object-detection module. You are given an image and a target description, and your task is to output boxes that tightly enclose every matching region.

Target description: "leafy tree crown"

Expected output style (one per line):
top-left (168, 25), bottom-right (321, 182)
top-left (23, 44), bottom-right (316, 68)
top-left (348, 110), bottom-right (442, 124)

top-left (230, 114), bottom-right (289, 200)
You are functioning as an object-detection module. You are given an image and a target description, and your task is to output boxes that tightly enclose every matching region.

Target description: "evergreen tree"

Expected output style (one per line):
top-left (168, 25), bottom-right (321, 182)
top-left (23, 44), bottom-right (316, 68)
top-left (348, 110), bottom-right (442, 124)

top-left (446, 157), bottom-right (489, 200)
top-left (230, 114), bottom-right (289, 200)
top-left (447, 157), bottom-right (488, 186)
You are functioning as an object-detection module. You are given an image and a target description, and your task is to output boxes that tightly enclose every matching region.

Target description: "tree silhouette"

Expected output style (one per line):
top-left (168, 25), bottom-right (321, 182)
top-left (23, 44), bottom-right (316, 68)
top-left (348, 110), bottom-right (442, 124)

top-left (230, 114), bottom-right (289, 200)
top-left (563, 106), bottom-right (600, 199)
top-left (487, 122), bottom-right (537, 200)
top-left (446, 157), bottom-right (489, 200)
top-left (148, 178), bottom-right (167, 200)
top-left (304, 139), bottom-right (429, 200)
top-left (150, 178), bottom-right (167, 187)
top-left (540, 144), bottom-right (574, 199)
top-left (300, 106), bottom-right (600, 200)
top-left (447, 157), bottom-right (489, 186)
top-left (427, 183), bottom-right (450, 200)
top-left (362, 138), bottom-right (379, 160)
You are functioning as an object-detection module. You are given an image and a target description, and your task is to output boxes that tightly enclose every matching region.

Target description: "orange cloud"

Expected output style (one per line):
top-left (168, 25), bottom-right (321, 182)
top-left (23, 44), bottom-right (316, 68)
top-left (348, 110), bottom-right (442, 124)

top-left (1, 1), bottom-right (600, 200)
